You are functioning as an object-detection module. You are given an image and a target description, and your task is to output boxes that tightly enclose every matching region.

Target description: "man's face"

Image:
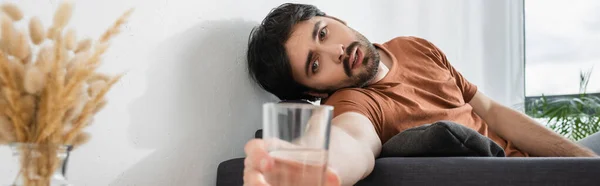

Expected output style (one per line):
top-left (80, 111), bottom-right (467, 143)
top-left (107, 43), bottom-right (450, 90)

top-left (285, 16), bottom-right (380, 95)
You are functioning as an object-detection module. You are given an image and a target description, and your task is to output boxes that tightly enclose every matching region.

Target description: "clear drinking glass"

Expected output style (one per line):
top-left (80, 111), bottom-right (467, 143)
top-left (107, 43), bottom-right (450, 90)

top-left (262, 103), bottom-right (334, 186)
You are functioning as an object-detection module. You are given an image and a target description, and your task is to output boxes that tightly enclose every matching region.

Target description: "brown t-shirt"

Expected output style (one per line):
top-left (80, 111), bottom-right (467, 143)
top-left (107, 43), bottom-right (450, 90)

top-left (323, 36), bottom-right (528, 157)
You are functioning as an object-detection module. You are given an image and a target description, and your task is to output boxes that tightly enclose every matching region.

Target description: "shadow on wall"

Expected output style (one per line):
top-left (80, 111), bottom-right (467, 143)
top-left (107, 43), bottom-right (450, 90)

top-left (111, 19), bottom-right (277, 185)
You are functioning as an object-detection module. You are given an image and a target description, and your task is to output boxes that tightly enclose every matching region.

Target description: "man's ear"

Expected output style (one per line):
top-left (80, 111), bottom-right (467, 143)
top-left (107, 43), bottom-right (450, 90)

top-left (324, 15), bottom-right (347, 25)
top-left (306, 91), bottom-right (330, 99)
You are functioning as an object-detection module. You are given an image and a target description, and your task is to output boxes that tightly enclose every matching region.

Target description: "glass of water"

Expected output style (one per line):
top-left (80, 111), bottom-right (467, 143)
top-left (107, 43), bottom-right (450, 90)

top-left (262, 102), bottom-right (334, 186)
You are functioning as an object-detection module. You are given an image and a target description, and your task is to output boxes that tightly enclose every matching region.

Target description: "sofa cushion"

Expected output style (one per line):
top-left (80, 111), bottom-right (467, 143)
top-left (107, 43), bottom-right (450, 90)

top-left (380, 120), bottom-right (505, 157)
top-left (578, 132), bottom-right (600, 155)
top-left (217, 158), bottom-right (244, 186)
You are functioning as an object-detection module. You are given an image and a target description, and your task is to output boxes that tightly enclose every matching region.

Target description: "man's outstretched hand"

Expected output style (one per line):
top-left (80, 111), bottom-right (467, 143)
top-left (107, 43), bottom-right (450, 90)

top-left (243, 139), bottom-right (342, 186)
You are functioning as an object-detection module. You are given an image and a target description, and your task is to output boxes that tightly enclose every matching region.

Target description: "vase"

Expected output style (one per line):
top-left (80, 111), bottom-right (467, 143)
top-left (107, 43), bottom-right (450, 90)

top-left (6, 143), bottom-right (72, 186)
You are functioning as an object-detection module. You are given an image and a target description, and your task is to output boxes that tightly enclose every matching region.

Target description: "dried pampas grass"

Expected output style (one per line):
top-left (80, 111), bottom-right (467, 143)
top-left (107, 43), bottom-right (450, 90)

top-left (35, 44), bottom-right (53, 73)
top-left (0, 115), bottom-right (15, 142)
top-left (29, 17), bottom-right (44, 45)
top-left (0, 1), bottom-right (132, 184)
top-left (24, 66), bottom-right (45, 94)
top-left (75, 38), bottom-right (91, 53)
top-left (64, 29), bottom-right (76, 50)
top-left (14, 29), bottom-right (31, 61)
top-left (1, 3), bottom-right (23, 21)
top-left (52, 1), bottom-right (73, 30)
top-left (1, 14), bottom-right (15, 53)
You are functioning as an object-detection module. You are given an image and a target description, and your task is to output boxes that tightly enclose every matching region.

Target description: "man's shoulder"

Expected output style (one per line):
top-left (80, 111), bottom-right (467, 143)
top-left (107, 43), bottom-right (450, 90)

top-left (384, 35), bottom-right (431, 44)
top-left (381, 36), bottom-right (437, 51)
top-left (322, 88), bottom-right (377, 106)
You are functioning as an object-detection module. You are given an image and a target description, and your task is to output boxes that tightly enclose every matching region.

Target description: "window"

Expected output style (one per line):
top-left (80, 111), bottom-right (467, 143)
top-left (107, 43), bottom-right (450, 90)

top-left (524, 0), bottom-right (600, 98)
top-left (523, 0), bottom-right (600, 140)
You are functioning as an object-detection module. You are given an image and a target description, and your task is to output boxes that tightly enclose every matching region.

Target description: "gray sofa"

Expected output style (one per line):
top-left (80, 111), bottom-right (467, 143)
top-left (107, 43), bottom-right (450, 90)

top-left (217, 131), bottom-right (600, 186)
top-left (356, 157), bottom-right (600, 185)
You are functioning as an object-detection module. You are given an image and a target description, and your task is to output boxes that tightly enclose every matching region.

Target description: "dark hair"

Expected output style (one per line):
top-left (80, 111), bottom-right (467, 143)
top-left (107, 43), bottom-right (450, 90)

top-left (246, 3), bottom-right (325, 102)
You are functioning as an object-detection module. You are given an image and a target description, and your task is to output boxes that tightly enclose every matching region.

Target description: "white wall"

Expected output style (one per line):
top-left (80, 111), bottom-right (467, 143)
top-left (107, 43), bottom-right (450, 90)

top-left (0, 0), bottom-right (523, 185)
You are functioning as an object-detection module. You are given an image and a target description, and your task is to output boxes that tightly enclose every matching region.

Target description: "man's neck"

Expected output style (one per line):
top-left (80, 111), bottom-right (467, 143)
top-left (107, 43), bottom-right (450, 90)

top-left (366, 48), bottom-right (392, 85)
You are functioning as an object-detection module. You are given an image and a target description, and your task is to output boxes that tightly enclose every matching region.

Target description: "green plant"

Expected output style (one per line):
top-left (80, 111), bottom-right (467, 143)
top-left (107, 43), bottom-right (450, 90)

top-left (525, 68), bottom-right (600, 141)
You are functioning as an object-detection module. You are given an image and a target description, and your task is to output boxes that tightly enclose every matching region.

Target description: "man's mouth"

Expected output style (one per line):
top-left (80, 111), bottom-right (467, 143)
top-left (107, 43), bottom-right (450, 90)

top-left (347, 46), bottom-right (362, 69)
top-left (343, 41), bottom-right (361, 77)
top-left (352, 48), bottom-right (362, 69)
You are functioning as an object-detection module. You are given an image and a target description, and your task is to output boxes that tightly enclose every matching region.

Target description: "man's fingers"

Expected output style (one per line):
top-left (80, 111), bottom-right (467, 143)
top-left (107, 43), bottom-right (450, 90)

top-left (244, 139), bottom-right (272, 171)
top-left (243, 139), bottom-right (340, 186)
top-left (325, 167), bottom-right (342, 186)
top-left (243, 168), bottom-right (270, 186)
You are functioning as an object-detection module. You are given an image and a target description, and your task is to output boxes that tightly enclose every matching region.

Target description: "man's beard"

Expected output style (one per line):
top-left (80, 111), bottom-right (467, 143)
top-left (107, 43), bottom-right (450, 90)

top-left (319, 29), bottom-right (380, 94)
top-left (343, 40), bottom-right (380, 88)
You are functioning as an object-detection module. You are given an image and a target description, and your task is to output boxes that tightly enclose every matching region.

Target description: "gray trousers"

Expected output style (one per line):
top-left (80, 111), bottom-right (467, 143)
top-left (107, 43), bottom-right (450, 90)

top-left (578, 132), bottom-right (600, 154)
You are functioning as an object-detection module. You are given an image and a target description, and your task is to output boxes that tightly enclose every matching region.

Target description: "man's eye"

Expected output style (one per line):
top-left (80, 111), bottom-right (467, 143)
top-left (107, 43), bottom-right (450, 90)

top-left (319, 27), bottom-right (327, 40)
top-left (312, 61), bottom-right (319, 73)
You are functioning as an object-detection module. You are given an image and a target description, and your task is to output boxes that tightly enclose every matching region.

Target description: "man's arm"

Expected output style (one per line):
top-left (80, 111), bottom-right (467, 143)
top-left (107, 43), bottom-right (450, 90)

top-left (468, 91), bottom-right (597, 157)
top-left (327, 112), bottom-right (382, 185)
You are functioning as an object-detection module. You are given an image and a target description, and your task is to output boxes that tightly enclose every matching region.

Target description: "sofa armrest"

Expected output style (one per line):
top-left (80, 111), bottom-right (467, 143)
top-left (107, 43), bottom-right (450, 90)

top-left (356, 157), bottom-right (600, 186)
top-left (217, 158), bottom-right (245, 186)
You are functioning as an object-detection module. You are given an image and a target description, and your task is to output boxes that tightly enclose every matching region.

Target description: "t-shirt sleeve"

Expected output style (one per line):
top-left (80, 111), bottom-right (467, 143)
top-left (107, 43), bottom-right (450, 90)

top-left (322, 89), bottom-right (384, 136)
top-left (410, 37), bottom-right (478, 102)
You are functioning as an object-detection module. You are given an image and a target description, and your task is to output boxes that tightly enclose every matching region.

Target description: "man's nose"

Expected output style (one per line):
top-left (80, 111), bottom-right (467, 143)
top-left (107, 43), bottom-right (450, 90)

top-left (322, 44), bottom-right (344, 64)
